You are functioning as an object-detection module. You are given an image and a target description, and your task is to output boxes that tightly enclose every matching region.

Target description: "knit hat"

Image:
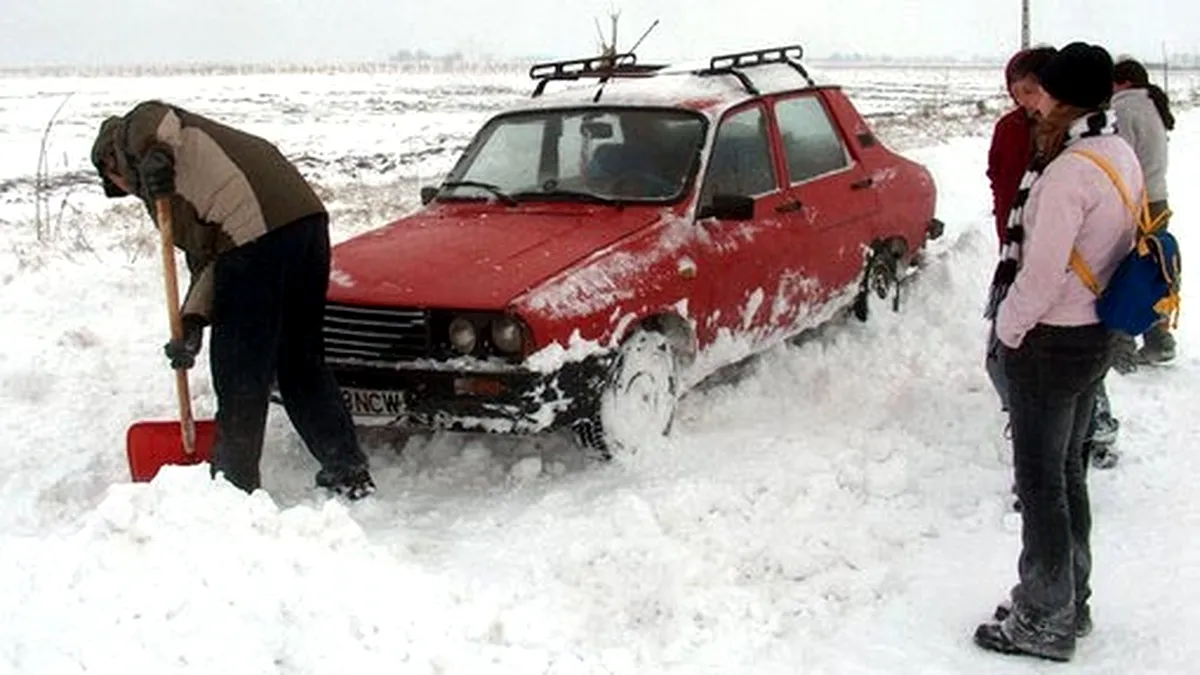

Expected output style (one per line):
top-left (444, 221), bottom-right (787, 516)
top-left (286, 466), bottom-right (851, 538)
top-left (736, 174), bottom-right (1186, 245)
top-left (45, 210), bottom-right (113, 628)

top-left (1004, 46), bottom-right (1057, 87)
top-left (90, 116), bottom-right (128, 198)
top-left (1037, 42), bottom-right (1114, 110)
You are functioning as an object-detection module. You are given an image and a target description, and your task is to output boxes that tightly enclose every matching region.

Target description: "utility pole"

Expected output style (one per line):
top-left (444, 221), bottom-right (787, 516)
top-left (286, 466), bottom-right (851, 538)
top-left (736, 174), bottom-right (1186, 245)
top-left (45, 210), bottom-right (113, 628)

top-left (1162, 42), bottom-right (1170, 92)
top-left (1021, 0), bottom-right (1031, 49)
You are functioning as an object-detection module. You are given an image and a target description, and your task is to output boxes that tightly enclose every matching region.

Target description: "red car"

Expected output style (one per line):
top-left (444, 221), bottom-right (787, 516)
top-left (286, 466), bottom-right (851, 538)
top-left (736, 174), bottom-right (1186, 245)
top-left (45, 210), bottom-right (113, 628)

top-left (324, 46), bottom-right (941, 456)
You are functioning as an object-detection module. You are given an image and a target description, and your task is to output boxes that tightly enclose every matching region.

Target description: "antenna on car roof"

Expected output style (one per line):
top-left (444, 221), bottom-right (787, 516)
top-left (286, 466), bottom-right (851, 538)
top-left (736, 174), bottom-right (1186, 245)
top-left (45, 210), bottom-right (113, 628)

top-left (590, 17), bottom-right (660, 103)
top-left (628, 19), bottom-right (660, 54)
top-left (594, 7), bottom-right (621, 61)
top-left (527, 14), bottom-right (667, 98)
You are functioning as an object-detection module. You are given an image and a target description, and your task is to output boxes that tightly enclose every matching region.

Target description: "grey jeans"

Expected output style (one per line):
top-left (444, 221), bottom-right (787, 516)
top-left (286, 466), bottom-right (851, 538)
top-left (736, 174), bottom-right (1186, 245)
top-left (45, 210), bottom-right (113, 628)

top-left (988, 323), bottom-right (1117, 446)
top-left (1001, 323), bottom-right (1111, 649)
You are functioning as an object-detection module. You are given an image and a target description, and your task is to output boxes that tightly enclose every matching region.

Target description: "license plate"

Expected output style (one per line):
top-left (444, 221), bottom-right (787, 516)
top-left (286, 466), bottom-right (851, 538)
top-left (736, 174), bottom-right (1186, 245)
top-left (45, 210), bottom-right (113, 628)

top-left (341, 387), bottom-right (406, 417)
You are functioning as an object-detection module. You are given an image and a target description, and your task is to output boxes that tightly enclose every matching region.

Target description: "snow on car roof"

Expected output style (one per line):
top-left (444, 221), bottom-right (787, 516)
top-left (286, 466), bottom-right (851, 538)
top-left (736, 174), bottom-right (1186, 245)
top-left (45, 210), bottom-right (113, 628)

top-left (514, 62), bottom-right (819, 118)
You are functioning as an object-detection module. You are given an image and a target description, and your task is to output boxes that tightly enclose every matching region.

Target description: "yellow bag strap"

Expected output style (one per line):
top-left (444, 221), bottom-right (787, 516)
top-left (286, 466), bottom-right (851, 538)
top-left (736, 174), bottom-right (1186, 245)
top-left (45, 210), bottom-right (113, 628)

top-left (1069, 249), bottom-right (1103, 296)
top-left (1066, 149), bottom-right (1151, 297)
top-left (1070, 149), bottom-right (1157, 228)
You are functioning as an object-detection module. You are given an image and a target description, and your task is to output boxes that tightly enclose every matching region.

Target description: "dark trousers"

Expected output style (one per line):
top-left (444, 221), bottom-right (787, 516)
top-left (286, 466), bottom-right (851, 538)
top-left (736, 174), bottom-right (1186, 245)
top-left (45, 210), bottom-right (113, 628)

top-left (209, 213), bottom-right (366, 492)
top-left (1002, 324), bottom-right (1111, 645)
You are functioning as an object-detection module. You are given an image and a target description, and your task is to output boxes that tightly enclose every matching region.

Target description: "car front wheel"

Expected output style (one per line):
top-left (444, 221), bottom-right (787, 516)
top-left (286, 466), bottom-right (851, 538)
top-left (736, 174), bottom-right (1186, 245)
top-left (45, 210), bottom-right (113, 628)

top-left (575, 330), bottom-right (677, 459)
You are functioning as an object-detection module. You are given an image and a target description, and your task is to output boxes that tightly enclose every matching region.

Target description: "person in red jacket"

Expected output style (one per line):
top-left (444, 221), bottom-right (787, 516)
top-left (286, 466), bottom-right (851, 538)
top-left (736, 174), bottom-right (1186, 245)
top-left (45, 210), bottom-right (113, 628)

top-left (987, 47), bottom-right (1057, 249)
top-left (985, 47), bottom-right (1057, 418)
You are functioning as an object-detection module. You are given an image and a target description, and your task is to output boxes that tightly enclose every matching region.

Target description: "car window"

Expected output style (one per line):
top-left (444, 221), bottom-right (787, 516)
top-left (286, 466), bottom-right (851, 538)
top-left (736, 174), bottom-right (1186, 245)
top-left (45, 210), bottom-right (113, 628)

top-left (699, 106), bottom-right (776, 205)
top-left (775, 96), bottom-right (850, 183)
top-left (462, 118), bottom-right (543, 189)
top-left (557, 112), bottom-right (625, 183)
top-left (445, 108), bottom-right (705, 202)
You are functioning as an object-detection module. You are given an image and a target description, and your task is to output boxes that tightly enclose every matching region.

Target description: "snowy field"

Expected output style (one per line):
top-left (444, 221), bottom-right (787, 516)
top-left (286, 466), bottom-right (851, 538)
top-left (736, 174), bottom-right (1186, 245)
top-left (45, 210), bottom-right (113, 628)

top-left (0, 65), bottom-right (1198, 673)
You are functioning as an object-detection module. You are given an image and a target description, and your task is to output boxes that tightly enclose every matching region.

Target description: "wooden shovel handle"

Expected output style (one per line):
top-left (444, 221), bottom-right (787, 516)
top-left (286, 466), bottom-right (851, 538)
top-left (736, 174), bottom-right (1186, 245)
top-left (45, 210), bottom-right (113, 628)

top-left (156, 197), bottom-right (197, 455)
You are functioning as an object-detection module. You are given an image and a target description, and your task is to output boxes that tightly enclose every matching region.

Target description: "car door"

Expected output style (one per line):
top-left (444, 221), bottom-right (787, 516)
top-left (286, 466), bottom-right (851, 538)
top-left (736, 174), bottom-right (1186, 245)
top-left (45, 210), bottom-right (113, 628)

top-left (688, 102), bottom-right (796, 351)
top-left (768, 92), bottom-right (881, 330)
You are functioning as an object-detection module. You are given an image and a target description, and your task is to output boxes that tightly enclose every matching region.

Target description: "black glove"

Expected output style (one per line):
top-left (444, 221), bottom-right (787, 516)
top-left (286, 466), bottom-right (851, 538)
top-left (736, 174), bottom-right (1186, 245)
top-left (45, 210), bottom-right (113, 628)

top-left (164, 315), bottom-right (206, 370)
top-left (1110, 332), bottom-right (1139, 375)
top-left (138, 147), bottom-right (176, 198)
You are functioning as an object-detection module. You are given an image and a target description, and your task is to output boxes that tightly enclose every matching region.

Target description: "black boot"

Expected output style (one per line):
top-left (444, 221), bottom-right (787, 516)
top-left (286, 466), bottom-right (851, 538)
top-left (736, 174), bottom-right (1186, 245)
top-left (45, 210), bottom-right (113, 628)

top-left (1138, 323), bottom-right (1177, 365)
top-left (992, 602), bottom-right (1092, 638)
top-left (974, 621), bottom-right (1074, 662)
top-left (316, 465), bottom-right (376, 500)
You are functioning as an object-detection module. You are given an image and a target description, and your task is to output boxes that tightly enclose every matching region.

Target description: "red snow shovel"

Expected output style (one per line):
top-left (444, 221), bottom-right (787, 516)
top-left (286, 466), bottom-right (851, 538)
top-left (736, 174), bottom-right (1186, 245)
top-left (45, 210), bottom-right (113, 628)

top-left (126, 197), bottom-right (217, 482)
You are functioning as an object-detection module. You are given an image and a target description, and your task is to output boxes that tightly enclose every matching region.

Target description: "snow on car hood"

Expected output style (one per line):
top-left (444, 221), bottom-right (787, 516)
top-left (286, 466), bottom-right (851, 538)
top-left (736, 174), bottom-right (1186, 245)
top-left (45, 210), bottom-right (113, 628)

top-left (327, 205), bottom-right (664, 310)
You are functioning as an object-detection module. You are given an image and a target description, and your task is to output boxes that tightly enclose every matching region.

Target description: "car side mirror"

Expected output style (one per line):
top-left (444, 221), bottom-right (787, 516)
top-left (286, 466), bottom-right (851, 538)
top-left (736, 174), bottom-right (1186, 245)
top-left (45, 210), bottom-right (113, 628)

top-left (697, 194), bottom-right (755, 221)
top-left (420, 185), bottom-right (439, 205)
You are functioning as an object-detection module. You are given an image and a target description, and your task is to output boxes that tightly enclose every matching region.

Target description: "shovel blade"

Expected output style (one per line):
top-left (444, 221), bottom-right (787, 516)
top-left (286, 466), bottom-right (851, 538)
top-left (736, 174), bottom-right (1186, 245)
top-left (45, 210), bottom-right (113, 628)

top-left (126, 419), bottom-right (218, 482)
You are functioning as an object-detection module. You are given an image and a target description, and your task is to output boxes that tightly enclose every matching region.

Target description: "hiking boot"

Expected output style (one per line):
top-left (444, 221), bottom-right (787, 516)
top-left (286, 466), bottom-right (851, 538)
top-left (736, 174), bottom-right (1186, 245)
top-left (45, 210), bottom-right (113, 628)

top-left (974, 622), bottom-right (1073, 662)
top-left (993, 602), bottom-right (1092, 638)
top-left (1138, 324), bottom-right (1177, 365)
top-left (1089, 442), bottom-right (1120, 470)
top-left (316, 465), bottom-right (376, 500)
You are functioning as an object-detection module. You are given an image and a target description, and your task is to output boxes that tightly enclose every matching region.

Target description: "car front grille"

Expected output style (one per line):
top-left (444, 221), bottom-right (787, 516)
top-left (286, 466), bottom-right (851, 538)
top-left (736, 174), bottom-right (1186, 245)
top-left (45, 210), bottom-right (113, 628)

top-left (323, 303), bottom-right (431, 362)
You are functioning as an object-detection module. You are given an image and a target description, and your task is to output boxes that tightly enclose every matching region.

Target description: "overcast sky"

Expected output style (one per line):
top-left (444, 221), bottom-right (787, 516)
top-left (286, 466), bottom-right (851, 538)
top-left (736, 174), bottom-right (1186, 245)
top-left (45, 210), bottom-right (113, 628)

top-left (1, 0), bottom-right (1195, 67)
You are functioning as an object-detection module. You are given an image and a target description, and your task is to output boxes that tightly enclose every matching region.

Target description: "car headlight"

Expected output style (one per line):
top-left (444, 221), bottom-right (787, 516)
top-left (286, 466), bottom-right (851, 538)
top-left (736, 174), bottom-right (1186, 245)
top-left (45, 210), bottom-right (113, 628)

top-left (490, 316), bottom-right (525, 354)
top-left (448, 317), bottom-right (477, 354)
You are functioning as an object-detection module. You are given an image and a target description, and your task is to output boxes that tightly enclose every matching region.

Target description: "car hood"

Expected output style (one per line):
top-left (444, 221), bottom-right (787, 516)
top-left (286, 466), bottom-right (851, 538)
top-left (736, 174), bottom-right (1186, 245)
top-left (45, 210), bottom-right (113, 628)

top-left (328, 205), bottom-right (664, 309)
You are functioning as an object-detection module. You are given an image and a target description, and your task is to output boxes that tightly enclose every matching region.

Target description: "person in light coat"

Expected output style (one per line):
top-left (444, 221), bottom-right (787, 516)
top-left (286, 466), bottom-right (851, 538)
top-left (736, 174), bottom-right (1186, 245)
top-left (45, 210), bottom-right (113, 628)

top-left (975, 42), bottom-right (1141, 663)
top-left (985, 46), bottom-right (1122, 478)
top-left (1111, 57), bottom-right (1176, 365)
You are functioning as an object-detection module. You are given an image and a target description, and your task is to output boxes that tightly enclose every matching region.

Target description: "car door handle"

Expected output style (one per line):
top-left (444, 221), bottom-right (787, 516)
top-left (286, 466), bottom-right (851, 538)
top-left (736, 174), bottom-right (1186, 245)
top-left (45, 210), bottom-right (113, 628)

top-left (851, 177), bottom-right (875, 190)
top-left (775, 199), bottom-right (804, 213)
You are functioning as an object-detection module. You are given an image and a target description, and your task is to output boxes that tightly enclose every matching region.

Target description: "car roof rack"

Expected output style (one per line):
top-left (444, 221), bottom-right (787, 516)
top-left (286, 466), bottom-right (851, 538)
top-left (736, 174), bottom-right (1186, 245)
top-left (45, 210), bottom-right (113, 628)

top-left (695, 45), bottom-right (815, 95)
top-left (528, 53), bottom-right (668, 98)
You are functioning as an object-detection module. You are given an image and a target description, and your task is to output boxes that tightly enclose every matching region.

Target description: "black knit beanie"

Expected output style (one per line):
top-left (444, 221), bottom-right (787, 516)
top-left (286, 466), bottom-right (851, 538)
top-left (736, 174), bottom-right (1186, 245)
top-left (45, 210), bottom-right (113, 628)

top-left (1037, 42), bottom-right (1114, 109)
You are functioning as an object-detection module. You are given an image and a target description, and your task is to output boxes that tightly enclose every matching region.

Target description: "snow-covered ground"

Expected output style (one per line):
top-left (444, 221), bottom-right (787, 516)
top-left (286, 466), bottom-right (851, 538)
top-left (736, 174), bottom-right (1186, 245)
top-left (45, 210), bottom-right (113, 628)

top-left (0, 68), bottom-right (1197, 673)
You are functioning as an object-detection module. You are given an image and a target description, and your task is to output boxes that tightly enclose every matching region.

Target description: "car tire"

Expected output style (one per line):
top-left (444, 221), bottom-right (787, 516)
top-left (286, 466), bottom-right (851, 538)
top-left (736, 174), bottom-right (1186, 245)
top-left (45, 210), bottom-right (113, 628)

top-left (853, 244), bottom-right (901, 322)
top-left (576, 330), bottom-right (678, 459)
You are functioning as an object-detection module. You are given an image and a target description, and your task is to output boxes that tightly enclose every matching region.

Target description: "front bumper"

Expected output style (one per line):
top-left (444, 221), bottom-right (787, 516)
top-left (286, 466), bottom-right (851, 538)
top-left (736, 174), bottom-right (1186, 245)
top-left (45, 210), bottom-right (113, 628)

top-left (325, 355), bottom-right (614, 435)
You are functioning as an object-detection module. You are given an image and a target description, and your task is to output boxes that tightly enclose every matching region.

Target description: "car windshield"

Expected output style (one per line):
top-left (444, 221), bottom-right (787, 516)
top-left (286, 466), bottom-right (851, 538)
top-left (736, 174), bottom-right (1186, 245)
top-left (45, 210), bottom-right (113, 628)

top-left (440, 108), bottom-right (706, 203)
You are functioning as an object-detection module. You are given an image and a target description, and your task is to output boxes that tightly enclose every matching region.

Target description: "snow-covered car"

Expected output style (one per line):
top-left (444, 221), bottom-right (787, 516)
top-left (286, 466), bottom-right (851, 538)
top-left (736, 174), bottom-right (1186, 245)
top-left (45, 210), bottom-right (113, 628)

top-left (323, 45), bottom-right (942, 455)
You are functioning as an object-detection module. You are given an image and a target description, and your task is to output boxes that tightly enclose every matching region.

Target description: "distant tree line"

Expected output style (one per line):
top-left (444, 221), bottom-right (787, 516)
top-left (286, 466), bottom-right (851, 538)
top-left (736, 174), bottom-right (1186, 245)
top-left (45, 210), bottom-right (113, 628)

top-left (0, 59), bottom-right (530, 78)
top-left (820, 51), bottom-right (1200, 69)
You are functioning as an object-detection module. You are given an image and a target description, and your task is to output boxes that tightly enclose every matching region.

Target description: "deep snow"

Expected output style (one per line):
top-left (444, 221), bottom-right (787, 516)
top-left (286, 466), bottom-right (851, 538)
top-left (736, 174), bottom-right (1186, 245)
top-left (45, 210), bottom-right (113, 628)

top-left (0, 70), bottom-right (1197, 674)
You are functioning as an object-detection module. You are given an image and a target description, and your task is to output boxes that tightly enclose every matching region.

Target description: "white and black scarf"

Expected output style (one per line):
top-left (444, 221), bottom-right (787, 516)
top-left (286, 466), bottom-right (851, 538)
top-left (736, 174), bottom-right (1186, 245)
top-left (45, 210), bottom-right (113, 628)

top-left (984, 109), bottom-right (1119, 319)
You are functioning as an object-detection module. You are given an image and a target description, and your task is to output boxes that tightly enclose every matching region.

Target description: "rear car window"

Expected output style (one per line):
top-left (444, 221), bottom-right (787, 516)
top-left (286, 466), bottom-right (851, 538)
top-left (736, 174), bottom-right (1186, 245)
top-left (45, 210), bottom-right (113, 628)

top-left (775, 96), bottom-right (851, 183)
top-left (700, 105), bottom-right (777, 203)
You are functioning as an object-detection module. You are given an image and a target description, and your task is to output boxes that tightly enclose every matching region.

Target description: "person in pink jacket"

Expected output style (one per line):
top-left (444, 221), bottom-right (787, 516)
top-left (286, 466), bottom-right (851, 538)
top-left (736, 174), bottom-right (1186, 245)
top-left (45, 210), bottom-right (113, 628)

top-left (976, 42), bottom-right (1140, 662)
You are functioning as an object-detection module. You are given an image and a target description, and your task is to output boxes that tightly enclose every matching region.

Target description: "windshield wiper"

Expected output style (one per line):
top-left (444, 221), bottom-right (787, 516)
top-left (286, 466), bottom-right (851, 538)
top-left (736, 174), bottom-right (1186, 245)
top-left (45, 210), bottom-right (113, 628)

top-left (439, 180), bottom-right (517, 206)
top-left (510, 189), bottom-right (620, 206)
